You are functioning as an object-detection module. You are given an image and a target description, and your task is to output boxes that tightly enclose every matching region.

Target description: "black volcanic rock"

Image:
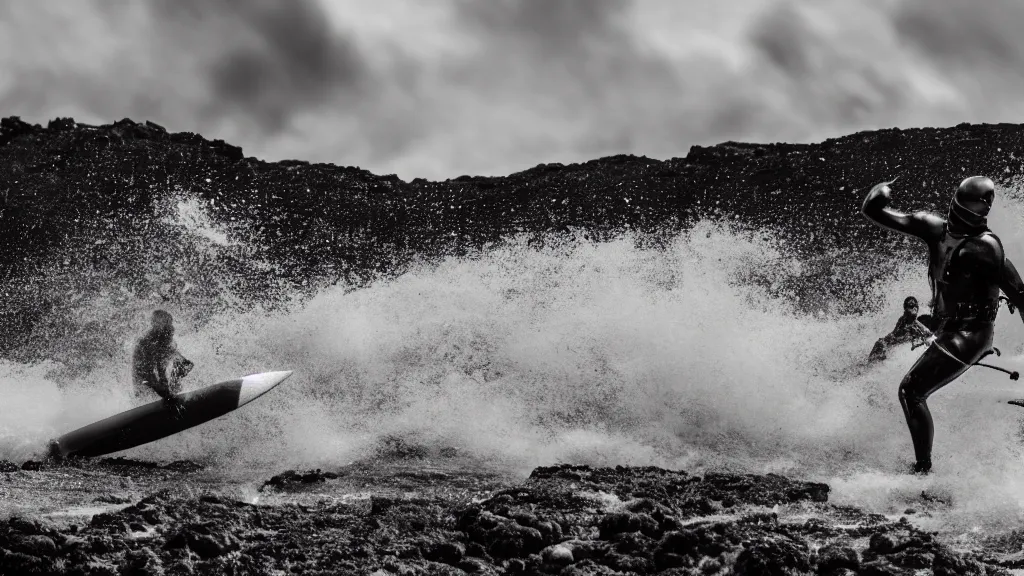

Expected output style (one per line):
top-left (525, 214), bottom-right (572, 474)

top-left (0, 464), bottom-right (1009, 575)
top-left (259, 468), bottom-right (341, 492)
top-left (3, 116), bottom-right (1024, 364)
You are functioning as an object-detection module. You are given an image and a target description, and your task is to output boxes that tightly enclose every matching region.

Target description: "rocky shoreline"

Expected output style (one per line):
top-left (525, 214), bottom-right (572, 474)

top-left (5, 117), bottom-right (1024, 574)
top-left (1, 460), bottom-right (1017, 575)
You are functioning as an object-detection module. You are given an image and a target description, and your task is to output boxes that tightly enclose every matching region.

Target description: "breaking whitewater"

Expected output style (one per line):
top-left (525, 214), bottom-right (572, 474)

top-left (7, 114), bottom-right (1024, 572)
top-left (7, 187), bottom-right (1024, 573)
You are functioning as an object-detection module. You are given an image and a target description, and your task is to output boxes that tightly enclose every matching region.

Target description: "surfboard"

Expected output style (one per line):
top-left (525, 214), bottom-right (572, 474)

top-left (49, 371), bottom-right (293, 459)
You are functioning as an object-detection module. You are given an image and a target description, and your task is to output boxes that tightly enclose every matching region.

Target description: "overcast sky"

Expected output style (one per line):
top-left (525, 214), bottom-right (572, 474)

top-left (1, 0), bottom-right (1021, 180)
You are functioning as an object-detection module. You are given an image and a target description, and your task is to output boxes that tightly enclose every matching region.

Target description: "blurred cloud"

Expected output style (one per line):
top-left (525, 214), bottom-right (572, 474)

top-left (154, 0), bottom-right (367, 132)
top-left (894, 0), bottom-right (1024, 68)
top-left (0, 0), bottom-right (1022, 179)
top-left (891, 0), bottom-right (1024, 119)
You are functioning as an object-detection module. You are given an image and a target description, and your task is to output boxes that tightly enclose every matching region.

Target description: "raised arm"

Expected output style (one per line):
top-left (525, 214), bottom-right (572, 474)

top-left (861, 181), bottom-right (936, 240)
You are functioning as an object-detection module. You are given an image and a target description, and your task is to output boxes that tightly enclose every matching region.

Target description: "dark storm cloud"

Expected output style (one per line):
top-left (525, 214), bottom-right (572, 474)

top-left (750, 3), bottom-right (813, 76)
top-left (455, 0), bottom-right (663, 94)
top-left (153, 0), bottom-right (366, 133)
top-left (7, 0), bottom-right (1024, 179)
top-left (744, 1), bottom-right (911, 130)
top-left (886, 0), bottom-right (1024, 124)
top-left (458, 0), bottom-right (626, 52)
top-left (893, 0), bottom-right (1024, 68)
top-left (0, 0), bottom-right (369, 142)
top-left (449, 0), bottom-right (691, 160)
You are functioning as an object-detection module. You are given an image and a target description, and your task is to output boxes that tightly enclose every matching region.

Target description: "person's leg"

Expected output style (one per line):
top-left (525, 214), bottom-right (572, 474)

top-left (897, 328), bottom-right (992, 472)
top-left (898, 348), bottom-right (965, 472)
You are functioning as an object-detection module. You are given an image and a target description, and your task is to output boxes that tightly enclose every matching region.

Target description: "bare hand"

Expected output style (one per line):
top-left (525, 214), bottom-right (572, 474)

top-left (871, 180), bottom-right (895, 198)
top-left (864, 178), bottom-right (898, 211)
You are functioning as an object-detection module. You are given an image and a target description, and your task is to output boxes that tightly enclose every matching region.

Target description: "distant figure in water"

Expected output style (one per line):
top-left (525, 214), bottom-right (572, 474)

top-left (862, 175), bottom-right (1024, 474)
top-left (132, 310), bottom-right (193, 417)
top-left (868, 296), bottom-right (934, 362)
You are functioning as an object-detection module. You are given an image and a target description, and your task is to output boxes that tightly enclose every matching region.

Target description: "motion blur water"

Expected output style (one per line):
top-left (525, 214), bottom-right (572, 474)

top-left (6, 194), bottom-right (1024, 540)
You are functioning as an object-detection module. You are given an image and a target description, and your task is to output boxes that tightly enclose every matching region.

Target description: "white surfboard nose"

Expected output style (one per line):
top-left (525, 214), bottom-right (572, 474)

top-left (237, 370), bottom-right (293, 407)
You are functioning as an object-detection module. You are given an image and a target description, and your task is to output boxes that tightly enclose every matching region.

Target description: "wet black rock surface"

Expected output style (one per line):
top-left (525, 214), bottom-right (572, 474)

top-left (260, 469), bottom-right (341, 492)
top-left (0, 464), bottom-right (1014, 575)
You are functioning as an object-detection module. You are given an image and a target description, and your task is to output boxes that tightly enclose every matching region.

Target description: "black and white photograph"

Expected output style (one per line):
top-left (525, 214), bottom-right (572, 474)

top-left (4, 1), bottom-right (1024, 574)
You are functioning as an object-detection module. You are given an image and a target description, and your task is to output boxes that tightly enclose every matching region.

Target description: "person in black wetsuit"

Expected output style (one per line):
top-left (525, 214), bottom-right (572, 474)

top-left (862, 175), bottom-right (1024, 474)
top-left (132, 310), bottom-right (193, 416)
top-left (868, 296), bottom-right (934, 362)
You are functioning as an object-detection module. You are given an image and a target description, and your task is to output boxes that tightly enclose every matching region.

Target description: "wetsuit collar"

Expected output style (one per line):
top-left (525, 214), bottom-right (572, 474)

top-left (944, 221), bottom-right (986, 238)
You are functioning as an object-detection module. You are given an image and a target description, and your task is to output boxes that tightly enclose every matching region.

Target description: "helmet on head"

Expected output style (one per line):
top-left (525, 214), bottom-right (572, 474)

top-left (151, 309), bottom-right (174, 330)
top-left (904, 296), bottom-right (918, 309)
top-left (948, 176), bottom-right (994, 234)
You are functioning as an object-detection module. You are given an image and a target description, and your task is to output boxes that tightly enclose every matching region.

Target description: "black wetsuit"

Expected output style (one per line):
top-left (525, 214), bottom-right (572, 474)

top-left (132, 330), bottom-right (191, 401)
top-left (863, 183), bottom-right (1024, 472)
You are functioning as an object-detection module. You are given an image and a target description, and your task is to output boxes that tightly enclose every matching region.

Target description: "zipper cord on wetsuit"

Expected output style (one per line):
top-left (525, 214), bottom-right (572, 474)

top-left (922, 335), bottom-right (1020, 380)
top-left (901, 295), bottom-right (1019, 377)
top-left (909, 298), bottom-right (1021, 380)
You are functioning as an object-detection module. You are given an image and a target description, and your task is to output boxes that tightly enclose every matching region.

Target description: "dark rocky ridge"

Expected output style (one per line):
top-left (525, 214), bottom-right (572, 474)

top-left (2, 116), bottom-right (1023, 362)
top-left (4, 118), bottom-right (1024, 575)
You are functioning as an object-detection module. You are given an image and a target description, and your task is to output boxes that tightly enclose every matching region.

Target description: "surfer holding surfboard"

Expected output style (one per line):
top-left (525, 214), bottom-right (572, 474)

top-left (132, 310), bottom-right (193, 418)
top-left (862, 175), bottom-right (1024, 475)
top-left (45, 309), bottom-right (293, 460)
